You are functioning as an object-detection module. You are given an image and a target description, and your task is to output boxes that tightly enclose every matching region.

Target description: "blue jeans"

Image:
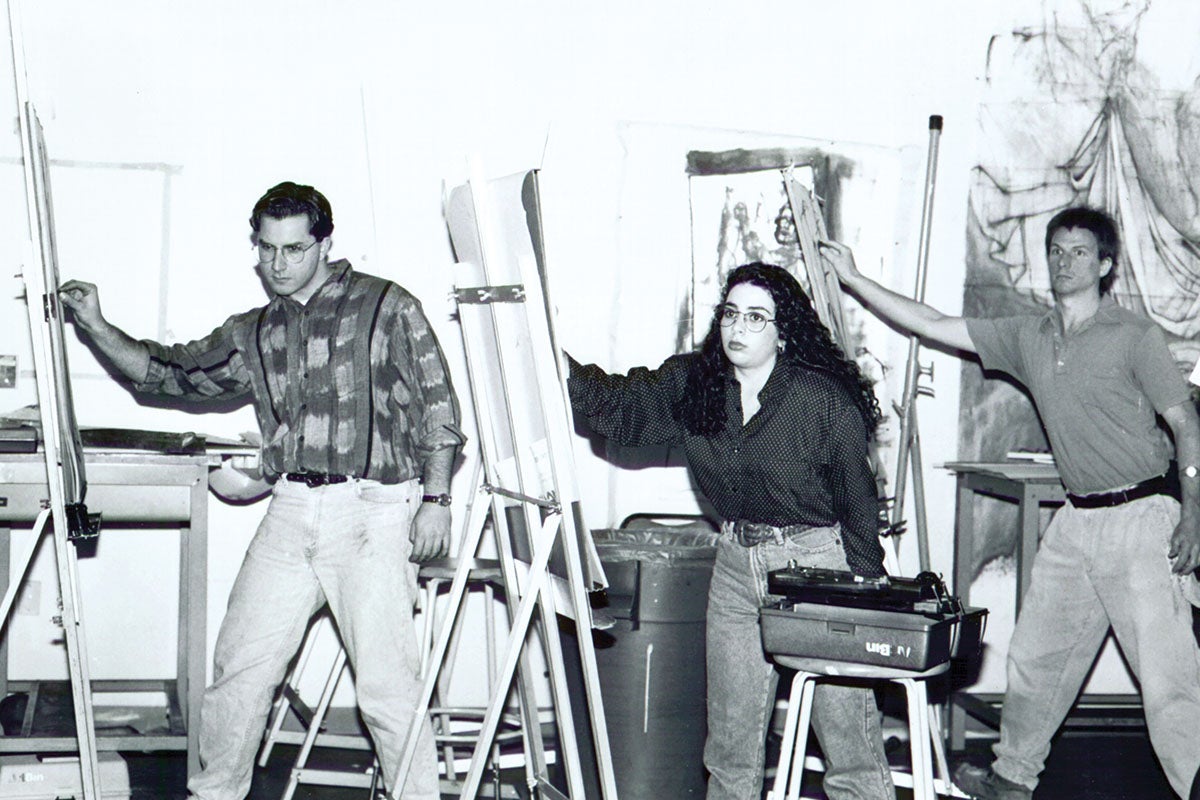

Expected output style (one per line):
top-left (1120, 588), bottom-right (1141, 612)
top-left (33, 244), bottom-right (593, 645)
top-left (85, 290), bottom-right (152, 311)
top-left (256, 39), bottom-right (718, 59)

top-left (704, 525), bottom-right (894, 800)
top-left (187, 478), bottom-right (438, 800)
top-left (992, 495), bottom-right (1200, 797)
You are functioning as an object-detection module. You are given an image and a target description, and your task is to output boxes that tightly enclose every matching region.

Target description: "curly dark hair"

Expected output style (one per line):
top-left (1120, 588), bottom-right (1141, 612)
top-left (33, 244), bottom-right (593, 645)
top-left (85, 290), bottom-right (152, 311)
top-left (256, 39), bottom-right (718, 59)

top-left (675, 263), bottom-right (882, 438)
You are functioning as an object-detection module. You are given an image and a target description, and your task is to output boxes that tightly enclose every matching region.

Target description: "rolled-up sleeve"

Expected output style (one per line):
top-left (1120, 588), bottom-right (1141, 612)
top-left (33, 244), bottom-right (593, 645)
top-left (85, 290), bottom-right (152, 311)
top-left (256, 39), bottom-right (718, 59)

top-left (393, 293), bottom-right (465, 456)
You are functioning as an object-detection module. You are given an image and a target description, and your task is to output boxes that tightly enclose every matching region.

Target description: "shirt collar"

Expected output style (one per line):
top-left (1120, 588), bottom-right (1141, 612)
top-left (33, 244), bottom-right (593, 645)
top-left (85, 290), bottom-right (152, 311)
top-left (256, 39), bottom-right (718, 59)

top-left (272, 259), bottom-right (353, 311)
top-left (726, 358), bottom-right (790, 399)
top-left (1038, 294), bottom-right (1122, 335)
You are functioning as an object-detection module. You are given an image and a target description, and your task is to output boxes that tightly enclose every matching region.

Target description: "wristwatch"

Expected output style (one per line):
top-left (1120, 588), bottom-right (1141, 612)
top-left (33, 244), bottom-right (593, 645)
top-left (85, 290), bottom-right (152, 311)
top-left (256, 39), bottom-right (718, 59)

top-left (422, 493), bottom-right (453, 507)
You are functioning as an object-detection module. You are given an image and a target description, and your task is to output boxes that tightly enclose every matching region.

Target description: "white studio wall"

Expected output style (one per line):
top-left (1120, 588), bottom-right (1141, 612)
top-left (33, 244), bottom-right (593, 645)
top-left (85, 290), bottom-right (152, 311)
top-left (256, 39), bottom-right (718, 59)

top-left (5, 0), bottom-right (1191, 714)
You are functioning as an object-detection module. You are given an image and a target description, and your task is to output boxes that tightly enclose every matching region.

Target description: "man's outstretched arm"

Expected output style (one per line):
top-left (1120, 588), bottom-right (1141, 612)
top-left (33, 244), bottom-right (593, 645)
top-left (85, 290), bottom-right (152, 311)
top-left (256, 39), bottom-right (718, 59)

top-left (58, 279), bottom-right (150, 382)
top-left (820, 241), bottom-right (976, 354)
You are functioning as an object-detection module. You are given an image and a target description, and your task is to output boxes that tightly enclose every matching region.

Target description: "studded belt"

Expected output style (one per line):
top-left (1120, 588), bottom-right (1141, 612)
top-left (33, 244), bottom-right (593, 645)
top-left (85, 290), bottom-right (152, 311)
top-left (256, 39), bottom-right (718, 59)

top-left (722, 519), bottom-right (817, 547)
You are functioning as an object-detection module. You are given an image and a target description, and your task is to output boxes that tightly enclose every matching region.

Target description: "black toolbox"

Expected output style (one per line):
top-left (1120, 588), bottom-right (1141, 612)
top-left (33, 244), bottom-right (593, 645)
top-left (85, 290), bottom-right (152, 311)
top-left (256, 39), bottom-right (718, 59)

top-left (760, 566), bottom-right (987, 671)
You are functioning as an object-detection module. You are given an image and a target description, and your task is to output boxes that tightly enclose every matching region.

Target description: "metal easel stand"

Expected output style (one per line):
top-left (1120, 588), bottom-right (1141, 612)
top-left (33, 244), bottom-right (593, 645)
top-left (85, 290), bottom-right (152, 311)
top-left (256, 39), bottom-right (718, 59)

top-left (396, 480), bottom-right (571, 799)
top-left (390, 165), bottom-right (619, 800)
top-left (8, 258), bottom-right (104, 800)
top-left (9, 0), bottom-right (104, 787)
top-left (890, 115), bottom-right (943, 574)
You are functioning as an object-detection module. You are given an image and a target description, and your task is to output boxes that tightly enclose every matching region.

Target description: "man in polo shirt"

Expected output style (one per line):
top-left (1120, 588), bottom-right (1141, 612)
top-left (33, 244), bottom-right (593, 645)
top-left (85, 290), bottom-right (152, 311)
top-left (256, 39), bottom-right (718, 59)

top-left (59, 181), bottom-right (462, 800)
top-left (820, 207), bottom-right (1200, 799)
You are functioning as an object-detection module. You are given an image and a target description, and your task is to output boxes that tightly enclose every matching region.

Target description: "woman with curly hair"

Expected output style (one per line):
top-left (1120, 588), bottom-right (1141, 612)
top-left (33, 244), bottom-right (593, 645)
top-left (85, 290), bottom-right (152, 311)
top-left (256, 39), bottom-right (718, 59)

top-left (568, 262), bottom-right (893, 799)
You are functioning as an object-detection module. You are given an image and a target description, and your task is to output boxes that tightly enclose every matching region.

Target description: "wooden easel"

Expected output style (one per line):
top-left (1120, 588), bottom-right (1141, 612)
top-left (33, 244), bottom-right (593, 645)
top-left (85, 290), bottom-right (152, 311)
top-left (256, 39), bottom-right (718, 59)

top-left (782, 163), bottom-right (936, 559)
top-left (390, 166), bottom-right (618, 799)
top-left (783, 171), bottom-right (850, 350)
top-left (7, 1), bottom-right (104, 795)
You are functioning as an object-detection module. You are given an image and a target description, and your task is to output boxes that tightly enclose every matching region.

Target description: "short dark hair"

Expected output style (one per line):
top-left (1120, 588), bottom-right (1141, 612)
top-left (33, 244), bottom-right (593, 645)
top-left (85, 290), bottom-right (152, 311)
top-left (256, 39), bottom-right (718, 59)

top-left (1044, 206), bottom-right (1119, 294)
top-left (249, 182), bottom-right (334, 241)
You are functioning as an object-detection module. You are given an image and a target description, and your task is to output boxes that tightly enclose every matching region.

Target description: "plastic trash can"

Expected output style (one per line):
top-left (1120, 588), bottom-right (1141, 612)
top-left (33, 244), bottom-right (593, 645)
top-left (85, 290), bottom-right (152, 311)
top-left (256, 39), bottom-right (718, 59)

top-left (590, 527), bottom-right (721, 799)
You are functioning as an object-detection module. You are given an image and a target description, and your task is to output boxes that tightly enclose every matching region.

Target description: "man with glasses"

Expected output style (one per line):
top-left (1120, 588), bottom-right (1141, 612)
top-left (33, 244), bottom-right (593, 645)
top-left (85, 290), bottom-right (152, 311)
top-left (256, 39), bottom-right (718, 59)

top-left (59, 181), bottom-right (463, 800)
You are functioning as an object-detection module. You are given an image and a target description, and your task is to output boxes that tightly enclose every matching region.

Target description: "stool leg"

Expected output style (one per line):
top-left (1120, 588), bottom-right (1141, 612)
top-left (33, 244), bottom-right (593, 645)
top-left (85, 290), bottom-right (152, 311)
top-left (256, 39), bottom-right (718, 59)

top-left (259, 618), bottom-right (321, 767)
top-left (484, 582), bottom-right (505, 794)
top-left (786, 677), bottom-right (818, 800)
top-left (768, 671), bottom-right (806, 800)
top-left (441, 607), bottom-right (470, 782)
top-left (900, 679), bottom-right (920, 800)
top-left (419, 580), bottom-right (439, 678)
top-left (928, 702), bottom-right (954, 793)
top-left (902, 678), bottom-right (935, 800)
top-left (284, 646), bottom-right (348, 800)
top-left (427, 578), bottom-right (463, 780)
top-left (281, 770), bottom-right (303, 800)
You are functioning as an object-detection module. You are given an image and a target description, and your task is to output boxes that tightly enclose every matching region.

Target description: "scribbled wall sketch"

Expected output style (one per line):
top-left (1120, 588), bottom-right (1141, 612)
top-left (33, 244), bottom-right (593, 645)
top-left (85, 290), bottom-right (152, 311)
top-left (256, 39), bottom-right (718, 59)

top-left (960, 0), bottom-right (1200, 572)
top-left (683, 148), bottom-right (899, 409)
top-left (688, 164), bottom-right (818, 346)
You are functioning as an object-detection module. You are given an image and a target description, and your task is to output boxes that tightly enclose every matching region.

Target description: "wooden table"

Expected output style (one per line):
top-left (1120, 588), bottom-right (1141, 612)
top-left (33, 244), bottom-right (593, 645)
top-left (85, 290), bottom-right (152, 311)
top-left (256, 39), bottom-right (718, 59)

top-left (943, 460), bottom-right (1066, 750)
top-left (945, 460), bottom-right (1065, 616)
top-left (0, 451), bottom-right (214, 777)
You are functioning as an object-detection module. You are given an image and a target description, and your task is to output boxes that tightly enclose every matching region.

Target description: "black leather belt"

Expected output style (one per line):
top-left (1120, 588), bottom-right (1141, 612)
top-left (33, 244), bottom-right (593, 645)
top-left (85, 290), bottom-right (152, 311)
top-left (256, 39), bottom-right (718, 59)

top-left (1067, 474), bottom-right (1171, 509)
top-left (723, 520), bottom-right (817, 547)
top-left (284, 471), bottom-right (350, 488)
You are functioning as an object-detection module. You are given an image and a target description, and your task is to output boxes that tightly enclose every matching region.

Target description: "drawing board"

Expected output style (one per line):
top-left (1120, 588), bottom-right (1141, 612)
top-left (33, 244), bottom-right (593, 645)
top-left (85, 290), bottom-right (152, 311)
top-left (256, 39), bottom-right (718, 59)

top-left (20, 105), bottom-right (87, 508)
top-left (438, 167), bottom-right (616, 798)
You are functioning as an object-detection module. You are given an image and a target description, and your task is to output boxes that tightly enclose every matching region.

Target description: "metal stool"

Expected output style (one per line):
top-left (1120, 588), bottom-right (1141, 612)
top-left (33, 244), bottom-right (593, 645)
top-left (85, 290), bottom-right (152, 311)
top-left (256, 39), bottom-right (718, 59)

top-left (257, 558), bottom-right (522, 798)
top-left (417, 558), bottom-right (524, 797)
top-left (766, 657), bottom-right (964, 800)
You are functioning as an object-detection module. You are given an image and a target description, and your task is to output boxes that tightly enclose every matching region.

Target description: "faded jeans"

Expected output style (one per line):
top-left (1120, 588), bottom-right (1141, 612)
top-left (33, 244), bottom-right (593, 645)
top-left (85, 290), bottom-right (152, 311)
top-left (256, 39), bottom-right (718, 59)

top-left (992, 494), bottom-right (1200, 797)
top-left (704, 525), bottom-right (894, 800)
top-left (187, 478), bottom-right (438, 800)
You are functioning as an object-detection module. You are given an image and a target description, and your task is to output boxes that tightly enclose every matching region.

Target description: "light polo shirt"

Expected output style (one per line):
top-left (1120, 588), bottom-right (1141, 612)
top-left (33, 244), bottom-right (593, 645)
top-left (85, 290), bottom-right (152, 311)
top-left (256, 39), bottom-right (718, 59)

top-left (966, 297), bottom-right (1189, 495)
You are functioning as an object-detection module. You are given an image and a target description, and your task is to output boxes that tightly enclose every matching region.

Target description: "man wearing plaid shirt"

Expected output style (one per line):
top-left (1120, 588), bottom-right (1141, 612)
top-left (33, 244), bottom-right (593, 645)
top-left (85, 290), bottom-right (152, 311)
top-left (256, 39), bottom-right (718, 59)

top-left (60, 181), bottom-right (464, 800)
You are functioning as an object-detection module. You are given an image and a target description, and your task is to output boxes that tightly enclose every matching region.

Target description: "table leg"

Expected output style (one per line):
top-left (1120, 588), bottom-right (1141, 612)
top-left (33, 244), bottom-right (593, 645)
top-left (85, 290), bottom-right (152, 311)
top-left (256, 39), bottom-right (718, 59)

top-left (1016, 485), bottom-right (1039, 617)
top-left (0, 523), bottom-right (9, 701)
top-left (182, 467), bottom-right (208, 779)
top-left (950, 475), bottom-right (974, 751)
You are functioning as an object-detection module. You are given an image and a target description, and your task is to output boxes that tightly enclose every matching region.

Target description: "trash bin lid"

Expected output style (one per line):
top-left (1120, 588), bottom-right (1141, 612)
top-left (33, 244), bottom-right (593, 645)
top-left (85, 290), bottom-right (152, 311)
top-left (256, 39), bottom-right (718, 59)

top-left (592, 528), bottom-right (721, 564)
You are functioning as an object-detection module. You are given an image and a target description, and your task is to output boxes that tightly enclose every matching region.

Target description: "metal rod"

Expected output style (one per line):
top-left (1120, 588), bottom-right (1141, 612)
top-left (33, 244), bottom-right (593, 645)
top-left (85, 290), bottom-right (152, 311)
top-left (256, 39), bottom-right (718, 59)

top-left (908, 404), bottom-right (932, 573)
top-left (890, 116), bottom-right (943, 569)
